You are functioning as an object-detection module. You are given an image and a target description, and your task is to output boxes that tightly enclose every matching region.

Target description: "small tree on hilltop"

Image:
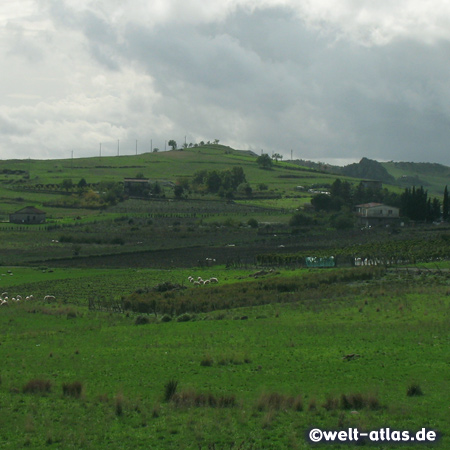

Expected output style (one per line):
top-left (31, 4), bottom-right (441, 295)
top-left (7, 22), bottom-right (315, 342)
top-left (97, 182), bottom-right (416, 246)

top-left (168, 140), bottom-right (177, 150)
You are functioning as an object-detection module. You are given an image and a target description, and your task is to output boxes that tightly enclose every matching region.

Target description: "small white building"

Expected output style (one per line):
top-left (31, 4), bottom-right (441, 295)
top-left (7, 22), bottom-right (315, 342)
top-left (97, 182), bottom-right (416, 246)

top-left (355, 203), bottom-right (400, 227)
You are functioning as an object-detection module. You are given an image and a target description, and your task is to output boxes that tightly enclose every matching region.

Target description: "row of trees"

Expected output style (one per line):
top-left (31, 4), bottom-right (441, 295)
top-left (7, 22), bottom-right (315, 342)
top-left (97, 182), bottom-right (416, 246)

top-left (312, 178), bottom-right (449, 223)
top-left (400, 186), bottom-right (447, 222)
top-left (167, 139), bottom-right (220, 151)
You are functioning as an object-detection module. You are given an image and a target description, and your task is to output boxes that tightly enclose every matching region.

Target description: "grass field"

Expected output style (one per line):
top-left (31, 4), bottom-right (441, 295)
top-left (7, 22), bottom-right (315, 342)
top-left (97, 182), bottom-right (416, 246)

top-left (0, 266), bottom-right (449, 449)
top-left (0, 147), bottom-right (449, 449)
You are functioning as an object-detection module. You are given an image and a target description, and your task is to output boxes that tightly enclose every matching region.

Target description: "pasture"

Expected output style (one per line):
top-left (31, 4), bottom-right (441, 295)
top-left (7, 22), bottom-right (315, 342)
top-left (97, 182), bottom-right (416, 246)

top-left (0, 147), bottom-right (449, 449)
top-left (0, 266), bottom-right (448, 449)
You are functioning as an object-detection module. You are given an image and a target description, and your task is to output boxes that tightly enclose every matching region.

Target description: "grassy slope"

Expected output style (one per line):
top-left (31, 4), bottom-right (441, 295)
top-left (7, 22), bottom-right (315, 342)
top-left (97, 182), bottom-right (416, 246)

top-left (0, 145), bottom-right (353, 217)
top-left (382, 161), bottom-right (450, 197)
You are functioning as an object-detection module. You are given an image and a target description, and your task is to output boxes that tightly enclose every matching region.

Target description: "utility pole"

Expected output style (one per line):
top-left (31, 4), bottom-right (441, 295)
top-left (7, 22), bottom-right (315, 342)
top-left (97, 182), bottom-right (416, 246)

top-left (165, 140), bottom-right (167, 151)
top-left (291, 149), bottom-right (293, 161)
top-left (136, 139), bottom-right (138, 155)
top-left (151, 139), bottom-right (152, 153)
top-left (117, 139), bottom-right (120, 156)
top-left (99, 143), bottom-right (102, 157)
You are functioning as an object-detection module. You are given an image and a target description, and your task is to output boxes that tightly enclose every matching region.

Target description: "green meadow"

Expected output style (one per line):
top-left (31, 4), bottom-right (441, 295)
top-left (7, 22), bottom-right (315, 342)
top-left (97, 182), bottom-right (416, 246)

top-left (0, 146), bottom-right (449, 449)
top-left (0, 266), bottom-right (449, 449)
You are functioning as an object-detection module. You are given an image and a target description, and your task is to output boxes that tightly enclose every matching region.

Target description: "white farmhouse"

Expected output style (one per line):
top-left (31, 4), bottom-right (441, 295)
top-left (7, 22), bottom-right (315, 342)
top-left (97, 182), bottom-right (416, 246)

top-left (355, 202), bottom-right (400, 227)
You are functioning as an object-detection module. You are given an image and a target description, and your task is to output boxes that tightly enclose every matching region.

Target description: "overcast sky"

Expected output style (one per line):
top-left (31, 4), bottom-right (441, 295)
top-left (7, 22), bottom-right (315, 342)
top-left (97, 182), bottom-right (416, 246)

top-left (2, 1), bottom-right (450, 165)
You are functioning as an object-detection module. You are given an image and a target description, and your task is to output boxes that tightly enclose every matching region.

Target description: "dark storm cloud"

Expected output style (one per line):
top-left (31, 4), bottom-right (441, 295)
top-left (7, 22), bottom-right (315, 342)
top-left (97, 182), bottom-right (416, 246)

top-left (4, 1), bottom-right (450, 164)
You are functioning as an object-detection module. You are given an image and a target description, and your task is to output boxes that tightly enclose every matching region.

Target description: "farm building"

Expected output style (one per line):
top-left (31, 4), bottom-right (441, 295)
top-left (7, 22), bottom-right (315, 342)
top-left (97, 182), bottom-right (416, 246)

top-left (355, 203), bottom-right (400, 227)
top-left (9, 206), bottom-right (46, 224)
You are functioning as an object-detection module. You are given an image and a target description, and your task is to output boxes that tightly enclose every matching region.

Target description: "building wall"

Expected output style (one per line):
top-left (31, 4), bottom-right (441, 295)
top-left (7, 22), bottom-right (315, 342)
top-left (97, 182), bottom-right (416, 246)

top-left (10, 213), bottom-right (46, 224)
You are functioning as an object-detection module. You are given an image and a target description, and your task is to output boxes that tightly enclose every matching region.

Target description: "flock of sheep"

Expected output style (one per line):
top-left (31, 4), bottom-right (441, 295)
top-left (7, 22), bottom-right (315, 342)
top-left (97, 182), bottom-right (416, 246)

top-left (0, 293), bottom-right (55, 307)
top-left (187, 276), bottom-right (219, 286)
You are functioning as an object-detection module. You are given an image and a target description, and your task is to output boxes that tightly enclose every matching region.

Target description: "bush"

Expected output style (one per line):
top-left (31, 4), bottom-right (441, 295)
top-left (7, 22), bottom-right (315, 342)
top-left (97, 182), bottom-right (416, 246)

top-left (407, 383), bottom-right (423, 397)
top-left (164, 379), bottom-right (178, 402)
top-left (247, 218), bottom-right (258, 228)
top-left (62, 381), bottom-right (83, 398)
top-left (135, 315), bottom-right (150, 325)
top-left (177, 313), bottom-right (192, 322)
top-left (23, 379), bottom-right (52, 394)
top-left (289, 213), bottom-right (314, 227)
top-left (200, 355), bottom-right (214, 367)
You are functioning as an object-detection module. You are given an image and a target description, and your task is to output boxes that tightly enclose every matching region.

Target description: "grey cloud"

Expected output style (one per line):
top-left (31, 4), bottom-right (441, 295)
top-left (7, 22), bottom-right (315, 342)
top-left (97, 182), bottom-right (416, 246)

top-left (36, 2), bottom-right (450, 164)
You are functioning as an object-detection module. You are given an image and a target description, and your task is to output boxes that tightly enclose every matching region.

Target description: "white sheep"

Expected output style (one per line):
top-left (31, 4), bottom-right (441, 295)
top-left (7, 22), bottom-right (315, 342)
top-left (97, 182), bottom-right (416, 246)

top-left (210, 277), bottom-right (219, 283)
top-left (44, 295), bottom-right (56, 302)
top-left (204, 279), bottom-right (211, 285)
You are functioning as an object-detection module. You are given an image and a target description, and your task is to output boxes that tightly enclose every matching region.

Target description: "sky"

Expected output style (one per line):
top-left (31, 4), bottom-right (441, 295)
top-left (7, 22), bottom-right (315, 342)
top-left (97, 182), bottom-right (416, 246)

top-left (2, 1), bottom-right (450, 165)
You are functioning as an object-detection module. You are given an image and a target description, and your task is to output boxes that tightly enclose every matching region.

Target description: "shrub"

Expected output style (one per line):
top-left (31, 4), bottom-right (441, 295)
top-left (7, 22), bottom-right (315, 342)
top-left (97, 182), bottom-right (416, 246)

top-left (115, 392), bottom-right (124, 416)
top-left (135, 315), bottom-right (150, 325)
top-left (164, 379), bottom-right (178, 402)
top-left (407, 383), bottom-right (423, 397)
top-left (62, 381), bottom-right (83, 398)
top-left (176, 313), bottom-right (192, 322)
top-left (160, 314), bottom-right (172, 323)
top-left (200, 356), bottom-right (214, 367)
top-left (23, 379), bottom-right (52, 394)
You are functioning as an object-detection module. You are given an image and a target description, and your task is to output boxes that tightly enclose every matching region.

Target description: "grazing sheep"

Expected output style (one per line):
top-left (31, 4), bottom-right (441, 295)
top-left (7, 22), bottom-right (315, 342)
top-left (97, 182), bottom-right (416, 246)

top-left (0, 300), bottom-right (8, 306)
top-left (16, 295), bottom-right (22, 301)
top-left (210, 277), bottom-right (219, 283)
top-left (193, 281), bottom-right (201, 286)
top-left (44, 295), bottom-right (56, 302)
top-left (204, 280), bottom-right (211, 285)
top-left (1, 292), bottom-right (7, 298)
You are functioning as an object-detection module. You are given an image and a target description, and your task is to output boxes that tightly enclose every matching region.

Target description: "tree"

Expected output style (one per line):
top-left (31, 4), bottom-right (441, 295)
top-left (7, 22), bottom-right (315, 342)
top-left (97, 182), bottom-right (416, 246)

top-left (77, 178), bottom-right (87, 190)
top-left (168, 140), bottom-right (177, 150)
top-left (256, 154), bottom-right (273, 169)
top-left (61, 179), bottom-right (73, 191)
top-left (152, 148), bottom-right (159, 153)
top-left (174, 185), bottom-right (184, 199)
top-left (272, 153), bottom-right (282, 162)
top-left (206, 171), bottom-right (222, 193)
top-left (443, 185), bottom-right (449, 221)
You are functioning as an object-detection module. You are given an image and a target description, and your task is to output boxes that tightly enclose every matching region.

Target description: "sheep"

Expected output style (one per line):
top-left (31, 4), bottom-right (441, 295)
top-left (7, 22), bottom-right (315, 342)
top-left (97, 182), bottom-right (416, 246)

top-left (1, 292), bottom-right (7, 298)
top-left (203, 279), bottom-right (210, 285)
top-left (0, 300), bottom-right (8, 306)
top-left (16, 295), bottom-right (22, 301)
top-left (44, 295), bottom-right (56, 302)
top-left (210, 277), bottom-right (219, 283)
top-left (193, 281), bottom-right (201, 286)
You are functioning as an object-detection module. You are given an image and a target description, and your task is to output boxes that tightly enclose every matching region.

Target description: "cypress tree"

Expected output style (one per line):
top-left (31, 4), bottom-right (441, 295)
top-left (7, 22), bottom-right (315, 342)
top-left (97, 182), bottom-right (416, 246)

top-left (443, 185), bottom-right (449, 221)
